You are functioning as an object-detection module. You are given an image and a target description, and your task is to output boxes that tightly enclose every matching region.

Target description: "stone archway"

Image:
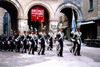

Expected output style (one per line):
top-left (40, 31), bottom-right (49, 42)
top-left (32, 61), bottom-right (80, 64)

top-left (0, 1), bottom-right (18, 35)
top-left (0, 0), bottom-right (24, 34)
top-left (55, 2), bottom-right (83, 24)
top-left (24, 1), bottom-right (54, 33)
top-left (7, 0), bottom-right (24, 18)
top-left (28, 5), bottom-right (50, 33)
top-left (55, 2), bottom-right (83, 39)
top-left (25, 1), bottom-right (54, 21)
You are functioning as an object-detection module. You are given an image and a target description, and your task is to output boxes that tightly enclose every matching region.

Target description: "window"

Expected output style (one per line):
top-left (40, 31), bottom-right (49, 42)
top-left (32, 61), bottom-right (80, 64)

top-left (89, 0), bottom-right (93, 9)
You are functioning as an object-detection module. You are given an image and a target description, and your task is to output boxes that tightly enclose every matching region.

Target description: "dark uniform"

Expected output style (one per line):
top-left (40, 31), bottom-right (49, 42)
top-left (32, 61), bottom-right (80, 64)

top-left (34, 32), bottom-right (38, 51)
top-left (15, 33), bottom-right (21, 52)
top-left (73, 31), bottom-right (82, 56)
top-left (28, 33), bottom-right (35, 54)
top-left (56, 29), bottom-right (64, 57)
top-left (70, 31), bottom-right (77, 53)
top-left (47, 32), bottom-right (53, 50)
top-left (38, 32), bottom-right (45, 55)
top-left (8, 35), bottom-right (15, 52)
top-left (0, 35), bottom-right (2, 51)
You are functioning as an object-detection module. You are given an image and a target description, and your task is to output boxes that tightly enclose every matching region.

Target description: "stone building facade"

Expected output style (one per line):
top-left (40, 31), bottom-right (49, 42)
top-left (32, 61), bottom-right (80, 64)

top-left (0, 8), bottom-right (5, 35)
top-left (0, 0), bottom-right (100, 40)
top-left (81, 0), bottom-right (100, 39)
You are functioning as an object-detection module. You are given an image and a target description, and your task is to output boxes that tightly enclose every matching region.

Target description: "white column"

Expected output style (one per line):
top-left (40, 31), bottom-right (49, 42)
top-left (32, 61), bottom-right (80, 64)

top-left (18, 19), bottom-right (29, 34)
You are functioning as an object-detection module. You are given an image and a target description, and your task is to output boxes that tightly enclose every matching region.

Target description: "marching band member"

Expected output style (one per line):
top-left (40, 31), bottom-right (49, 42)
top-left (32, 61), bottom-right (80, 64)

top-left (34, 31), bottom-right (38, 51)
top-left (73, 29), bottom-right (82, 56)
top-left (56, 28), bottom-right (64, 57)
top-left (15, 32), bottom-right (21, 52)
top-left (70, 31), bottom-right (76, 53)
top-left (29, 32), bottom-right (35, 54)
top-left (47, 30), bottom-right (53, 51)
top-left (38, 30), bottom-right (45, 55)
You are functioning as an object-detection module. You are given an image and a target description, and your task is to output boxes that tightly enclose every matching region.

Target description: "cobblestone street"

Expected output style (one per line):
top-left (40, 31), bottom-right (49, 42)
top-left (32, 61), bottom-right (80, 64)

top-left (0, 40), bottom-right (100, 67)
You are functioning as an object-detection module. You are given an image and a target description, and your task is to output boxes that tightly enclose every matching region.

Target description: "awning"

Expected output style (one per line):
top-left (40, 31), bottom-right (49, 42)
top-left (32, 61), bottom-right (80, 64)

top-left (78, 21), bottom-right (95, 25)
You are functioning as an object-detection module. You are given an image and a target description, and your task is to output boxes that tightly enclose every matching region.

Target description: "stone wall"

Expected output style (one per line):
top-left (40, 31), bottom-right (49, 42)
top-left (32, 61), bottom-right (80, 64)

top-left (0, 8), bottom-right (5, 35)
top-left (81, 0), bottom-right (98, 20)
top-left (98, 0), bottom-right (100, 16)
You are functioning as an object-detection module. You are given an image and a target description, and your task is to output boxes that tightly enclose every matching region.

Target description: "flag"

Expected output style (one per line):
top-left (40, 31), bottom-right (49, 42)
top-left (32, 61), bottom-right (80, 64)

top-left (71, 11), bottom-right (76, 32)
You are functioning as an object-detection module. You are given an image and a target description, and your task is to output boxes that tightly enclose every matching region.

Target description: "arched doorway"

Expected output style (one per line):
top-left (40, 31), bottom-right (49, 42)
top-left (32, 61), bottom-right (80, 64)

top-left (58, 8), bottom-right (78, 39)
top-left (0, 1), bottom-right (18, 36)
top-left (55, 2), bottom-right (83, 40)
top-left (28, 5), bottom-right (49, 33)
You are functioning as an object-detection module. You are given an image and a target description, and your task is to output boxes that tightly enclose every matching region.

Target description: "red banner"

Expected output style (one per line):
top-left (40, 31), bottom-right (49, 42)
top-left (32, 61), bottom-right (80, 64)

top-left (31, 7), bottom-right (44, 22)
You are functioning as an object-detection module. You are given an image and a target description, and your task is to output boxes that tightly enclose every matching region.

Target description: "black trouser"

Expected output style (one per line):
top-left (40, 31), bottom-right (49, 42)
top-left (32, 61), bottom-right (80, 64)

top-left (31, 41), bottom-right (35, 54)
top-left (23, 40), bottom-right (27, 53)
top-left (16, 41), bottom-right (20, 52)
top-left (77, 43), bottom-right (81, 55)
top-left (0, 42), bottom-right (2, 50)
top-left (74, 41), bottom-right (81, 56)
top-left (34, 39), bottom-right (38, 51)
top-left (70, 42), bottom-right (76, 53)
top-left (38, 44), bottom-right (45, 55)
top-left (50, 39), bottom-right (53, 50)
top-left (58, 39), bottom-right (63, 57)
top-left (48, 38), bottom-right (53, 50)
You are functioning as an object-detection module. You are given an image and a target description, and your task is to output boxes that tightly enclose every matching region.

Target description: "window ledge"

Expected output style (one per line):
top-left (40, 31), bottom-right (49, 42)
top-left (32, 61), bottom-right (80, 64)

top-left (88, 8), bottom-right (94, 12)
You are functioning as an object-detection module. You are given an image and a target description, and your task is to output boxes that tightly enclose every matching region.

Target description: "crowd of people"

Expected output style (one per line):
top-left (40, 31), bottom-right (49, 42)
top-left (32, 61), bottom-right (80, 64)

top-left (0, 28), bottom-right (82, 57)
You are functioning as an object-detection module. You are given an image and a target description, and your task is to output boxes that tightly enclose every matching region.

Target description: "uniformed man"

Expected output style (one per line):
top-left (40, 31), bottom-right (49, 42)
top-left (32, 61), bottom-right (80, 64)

top-left (56, 28), bottom-right (64, 57)
top-left (38, 30), bottom-right (46, 55)
top-left (21, 31), bottom-right (27, 53)
top-left (0, 35), bottom-right (2, 51)
top-left (2, 35), bottom-right (7, 51)
top-left (73, 29), bottom-right (82, 56)
top-left (25, 32), bottom-right (31, 53)
top-left (28, 32), bottom-right (35, 54)
top-left (7, 34), bottom-right (12, 51)
top-left (0, 35), bottom-right (4, 51)
top-left (47, 30), bottom-right (53, 51)
top-left (34, 31), bottom-right (38, 51)
top-left (15, 32), bottom-right (21, 52)
top-left (70, 31), bottom-right (76, 53)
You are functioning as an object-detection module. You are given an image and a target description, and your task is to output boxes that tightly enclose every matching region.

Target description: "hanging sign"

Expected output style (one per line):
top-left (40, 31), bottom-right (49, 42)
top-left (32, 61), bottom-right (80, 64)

top-left (31, 7), bottom-right (44, 22)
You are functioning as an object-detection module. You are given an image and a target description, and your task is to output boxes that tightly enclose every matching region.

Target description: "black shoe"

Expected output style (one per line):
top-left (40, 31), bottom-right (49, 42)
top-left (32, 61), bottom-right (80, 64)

top-left (74, 54), bottom-right (76, 56)
top-left (50, 49), bottom-right (52, 51)
top-left (41, 54), bottom-right (45, 55)
top-left (32, 53), bottom-right (34, 55)
top-left (38, 53), bottom-right (40, 55)
top-left (70, 50), bottom-right (72, 53)
top-left (28, 52), bottom-right (30, 54)
top-left (57, 54), bottom-right (59, 56)
top-left (77, 54), bottom-right (81, 56)
top-left (21, 51), bottom-right (23, 53)
top-left (60, 55), bottom-right (63, 57)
